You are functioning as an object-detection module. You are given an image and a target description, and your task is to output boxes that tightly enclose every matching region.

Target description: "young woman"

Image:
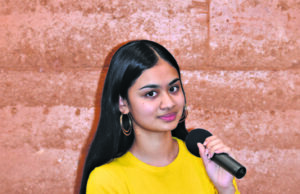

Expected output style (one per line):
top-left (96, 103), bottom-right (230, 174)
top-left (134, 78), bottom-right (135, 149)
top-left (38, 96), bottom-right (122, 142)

top-left (80, 40), bottom-right (239, 194)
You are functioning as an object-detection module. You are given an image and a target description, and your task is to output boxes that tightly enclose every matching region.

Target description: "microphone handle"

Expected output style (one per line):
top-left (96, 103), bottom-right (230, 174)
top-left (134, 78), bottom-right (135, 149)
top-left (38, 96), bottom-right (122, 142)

top-left (211, 153), bottom-right (247, 179)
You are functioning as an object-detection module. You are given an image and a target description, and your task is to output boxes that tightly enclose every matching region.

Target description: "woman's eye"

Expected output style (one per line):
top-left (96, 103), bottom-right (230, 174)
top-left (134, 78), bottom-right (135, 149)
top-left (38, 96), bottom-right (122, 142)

top-left (169, 86), bottom-right (179, 93)
top-left (145, 91), bottom-right (157, 97)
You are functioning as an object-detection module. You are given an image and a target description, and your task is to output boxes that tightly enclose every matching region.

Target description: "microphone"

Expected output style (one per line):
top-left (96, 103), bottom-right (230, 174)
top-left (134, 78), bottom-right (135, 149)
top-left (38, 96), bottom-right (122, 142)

top-left (185, 128), bottom-right (246, 179)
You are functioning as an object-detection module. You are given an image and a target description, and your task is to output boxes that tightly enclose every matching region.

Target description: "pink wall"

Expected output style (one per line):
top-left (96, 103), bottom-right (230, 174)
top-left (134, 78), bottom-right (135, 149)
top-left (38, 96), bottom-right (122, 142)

top-left (0, 0), bottom-right (299, 193)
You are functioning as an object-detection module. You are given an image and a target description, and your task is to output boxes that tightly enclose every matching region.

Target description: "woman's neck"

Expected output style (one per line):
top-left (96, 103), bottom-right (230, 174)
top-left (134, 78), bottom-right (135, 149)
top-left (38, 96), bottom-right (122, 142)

top-left (129, 131), bottom-right (179, 167)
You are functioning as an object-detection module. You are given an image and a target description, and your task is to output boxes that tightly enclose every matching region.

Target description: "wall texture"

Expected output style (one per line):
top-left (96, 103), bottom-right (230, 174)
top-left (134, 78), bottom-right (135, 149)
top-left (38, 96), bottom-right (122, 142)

top-left (0, 0), bottom-right (299, 193)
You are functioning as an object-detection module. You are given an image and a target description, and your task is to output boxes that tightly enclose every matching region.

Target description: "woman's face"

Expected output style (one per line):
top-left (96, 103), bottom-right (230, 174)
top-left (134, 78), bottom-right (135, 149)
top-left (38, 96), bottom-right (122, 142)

top-left (119, 59), bottom-right (185, 135)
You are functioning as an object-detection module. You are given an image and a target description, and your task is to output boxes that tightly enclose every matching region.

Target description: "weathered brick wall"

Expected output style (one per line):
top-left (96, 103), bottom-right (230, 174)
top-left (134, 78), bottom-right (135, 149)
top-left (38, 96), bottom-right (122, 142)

top-left (0, 0), bottom-right (299, 193)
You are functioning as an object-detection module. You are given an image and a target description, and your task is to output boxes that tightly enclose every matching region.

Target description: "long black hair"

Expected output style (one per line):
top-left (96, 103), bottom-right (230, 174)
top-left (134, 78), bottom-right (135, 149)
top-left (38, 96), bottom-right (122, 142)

top-left (80, 40), bottom-right (188, 193)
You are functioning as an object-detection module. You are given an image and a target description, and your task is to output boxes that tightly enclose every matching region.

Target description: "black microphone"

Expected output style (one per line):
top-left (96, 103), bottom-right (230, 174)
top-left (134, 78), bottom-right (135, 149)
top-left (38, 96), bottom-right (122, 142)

top-left (185, 128), bottom-right (246, 179)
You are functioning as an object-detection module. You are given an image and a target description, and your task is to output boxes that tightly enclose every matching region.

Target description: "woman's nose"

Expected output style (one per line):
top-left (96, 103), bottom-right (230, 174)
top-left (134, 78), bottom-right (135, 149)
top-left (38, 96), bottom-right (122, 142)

top-left (160, 92), bottom-right (175, 110)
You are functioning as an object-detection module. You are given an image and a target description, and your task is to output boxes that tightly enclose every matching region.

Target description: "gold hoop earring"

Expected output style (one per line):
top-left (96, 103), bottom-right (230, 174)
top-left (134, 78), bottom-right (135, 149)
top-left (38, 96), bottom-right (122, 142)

top-left (179, 105), bottom-right (188, 123)
top-left (120, 114), bottom-right (132, 136)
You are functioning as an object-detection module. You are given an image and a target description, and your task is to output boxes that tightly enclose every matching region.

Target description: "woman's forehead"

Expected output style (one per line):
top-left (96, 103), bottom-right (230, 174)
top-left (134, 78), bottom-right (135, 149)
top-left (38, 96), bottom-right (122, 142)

top-left (132, 59), bottom-right (180, 88)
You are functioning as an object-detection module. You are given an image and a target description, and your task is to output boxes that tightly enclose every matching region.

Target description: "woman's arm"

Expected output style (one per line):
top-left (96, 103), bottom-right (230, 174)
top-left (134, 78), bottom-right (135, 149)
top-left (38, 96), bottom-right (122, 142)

top-left (197, 136), bottom-right (239, 194)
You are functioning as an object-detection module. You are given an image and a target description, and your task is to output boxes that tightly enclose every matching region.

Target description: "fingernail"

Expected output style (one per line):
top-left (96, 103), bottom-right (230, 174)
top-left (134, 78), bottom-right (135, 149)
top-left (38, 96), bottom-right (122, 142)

top-left (205, 149), bottom-right (209, 157)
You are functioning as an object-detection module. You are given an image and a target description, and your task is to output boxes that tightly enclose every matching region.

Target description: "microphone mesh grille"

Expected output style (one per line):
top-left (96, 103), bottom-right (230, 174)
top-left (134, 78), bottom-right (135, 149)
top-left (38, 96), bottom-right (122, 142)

top-left (185, 128), bottom-right (212, 157)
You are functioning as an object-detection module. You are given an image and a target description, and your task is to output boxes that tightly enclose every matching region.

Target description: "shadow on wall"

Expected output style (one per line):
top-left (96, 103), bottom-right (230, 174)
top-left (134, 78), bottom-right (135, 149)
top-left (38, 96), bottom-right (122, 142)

top-left (73, 41), bottom-right (132, 193)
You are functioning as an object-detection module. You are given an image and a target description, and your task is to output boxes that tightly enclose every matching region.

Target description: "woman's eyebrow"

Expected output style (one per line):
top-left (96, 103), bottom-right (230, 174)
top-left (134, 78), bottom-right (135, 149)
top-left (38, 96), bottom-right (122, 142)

top-left (169, 78), bottom-right (180, 86)
top-left (139, 78), bottom-right (180, 90)
top-left (139, 84), bottom-right (159, 90)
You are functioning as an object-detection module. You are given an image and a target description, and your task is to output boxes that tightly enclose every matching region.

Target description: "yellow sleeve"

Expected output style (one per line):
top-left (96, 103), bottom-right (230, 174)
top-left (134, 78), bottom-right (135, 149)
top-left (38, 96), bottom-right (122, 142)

top-left (233, 178), bottom-right (240, 194)
top-left (86, 166), bottom-right (129, 194)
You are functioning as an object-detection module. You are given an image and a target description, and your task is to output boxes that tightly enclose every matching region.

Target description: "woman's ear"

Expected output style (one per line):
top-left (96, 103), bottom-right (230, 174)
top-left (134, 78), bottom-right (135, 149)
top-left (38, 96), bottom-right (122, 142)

top-left (119, 96), bottom-right (129, 114)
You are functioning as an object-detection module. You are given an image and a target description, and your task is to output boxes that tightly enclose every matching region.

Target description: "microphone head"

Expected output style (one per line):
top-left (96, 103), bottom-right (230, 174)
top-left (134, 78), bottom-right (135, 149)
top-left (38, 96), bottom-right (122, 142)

top-left (185, 128), bottom-right (212, 157)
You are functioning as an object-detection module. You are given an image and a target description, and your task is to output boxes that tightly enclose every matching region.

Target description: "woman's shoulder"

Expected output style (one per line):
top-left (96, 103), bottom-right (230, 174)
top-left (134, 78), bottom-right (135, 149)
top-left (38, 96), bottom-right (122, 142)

top-left (87, 160), bottom-right (129, 193)
top-left (90, 162), bottom-right (117, 176)
top-left (174, 137), bottom-right (206, 166)
top-left (173, 136), bottom-right (185, 145)
top-left (89, 156), bottom-right (127, 179)
top-left (173, 137), bottom-right (191, 155)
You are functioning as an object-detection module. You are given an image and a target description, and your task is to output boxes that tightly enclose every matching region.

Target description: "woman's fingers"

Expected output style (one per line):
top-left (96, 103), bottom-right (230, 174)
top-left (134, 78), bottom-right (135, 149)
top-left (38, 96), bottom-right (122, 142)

top-left (203, 136), bottom-right (220, 147)
top-left (203, 136), bottom-right (232, 159)
top-left (197, 143), bottom-right (206, 159)
top-left (197, 143), bottom-right (211, 164)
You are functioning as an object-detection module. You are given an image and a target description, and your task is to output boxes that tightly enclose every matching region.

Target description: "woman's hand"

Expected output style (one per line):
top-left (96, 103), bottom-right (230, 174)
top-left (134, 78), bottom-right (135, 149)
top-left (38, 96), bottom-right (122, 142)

top-left (197, 136), bottom-right (235, 194)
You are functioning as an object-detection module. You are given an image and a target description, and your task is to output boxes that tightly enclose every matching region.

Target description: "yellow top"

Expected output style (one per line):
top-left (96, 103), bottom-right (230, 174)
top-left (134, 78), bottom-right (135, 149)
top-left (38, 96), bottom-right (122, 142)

top-left (87, 138), bottom-right (240, 194)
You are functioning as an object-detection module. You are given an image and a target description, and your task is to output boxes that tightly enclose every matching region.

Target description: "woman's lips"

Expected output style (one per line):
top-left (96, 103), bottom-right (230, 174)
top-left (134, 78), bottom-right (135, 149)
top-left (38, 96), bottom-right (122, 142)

top-left (159, 113), bottom-right (177, 122)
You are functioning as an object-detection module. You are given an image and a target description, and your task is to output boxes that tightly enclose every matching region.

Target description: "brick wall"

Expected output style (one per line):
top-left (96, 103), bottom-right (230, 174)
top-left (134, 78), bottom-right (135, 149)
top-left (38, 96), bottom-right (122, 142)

top-left (0, 0), bottom-right (299, 193)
